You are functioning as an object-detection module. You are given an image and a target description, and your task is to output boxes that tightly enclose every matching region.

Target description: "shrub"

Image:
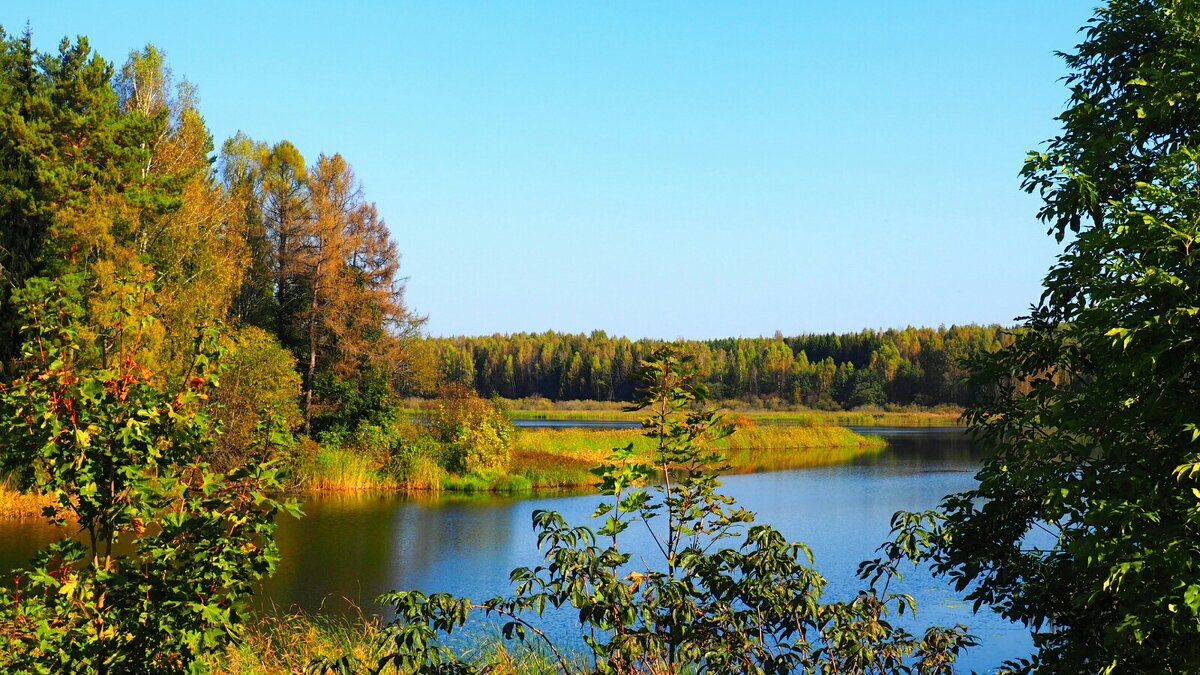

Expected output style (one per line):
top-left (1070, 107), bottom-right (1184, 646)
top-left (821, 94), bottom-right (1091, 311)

top-left (0, 275), bottom-right (297, 673)
top-left (423, 382), bottom-right (515, 474)
top-left (385, 433), bottom-right (443, 485)
top-left (210, 325), bottom-right (303, 471)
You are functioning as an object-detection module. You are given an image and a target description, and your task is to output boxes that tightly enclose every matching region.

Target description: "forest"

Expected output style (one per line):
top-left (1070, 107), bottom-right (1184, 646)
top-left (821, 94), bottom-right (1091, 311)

top-left (429, 325), bottom-right (1007, 407)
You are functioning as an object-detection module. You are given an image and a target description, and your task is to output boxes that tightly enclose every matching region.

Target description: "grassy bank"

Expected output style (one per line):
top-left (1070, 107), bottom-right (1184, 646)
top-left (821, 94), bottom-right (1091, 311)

top-left (508, 425), bottom-right (886, 489)
top-left (299, 423), bottom-right (886, 495)
top-left (207, 607), bottom-right (565, 674)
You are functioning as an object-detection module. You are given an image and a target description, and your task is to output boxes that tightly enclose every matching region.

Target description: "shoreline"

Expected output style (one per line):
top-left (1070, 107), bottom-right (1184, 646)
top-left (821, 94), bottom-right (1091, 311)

top-left (302, 424), bottom-right (890, 496)
top-left (1, 424), bottom-right (895, 519)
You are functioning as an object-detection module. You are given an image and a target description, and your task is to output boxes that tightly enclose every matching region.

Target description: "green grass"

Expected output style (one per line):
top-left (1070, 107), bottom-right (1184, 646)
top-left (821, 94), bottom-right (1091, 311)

top-left (507, 424), bottom-right (886, 489)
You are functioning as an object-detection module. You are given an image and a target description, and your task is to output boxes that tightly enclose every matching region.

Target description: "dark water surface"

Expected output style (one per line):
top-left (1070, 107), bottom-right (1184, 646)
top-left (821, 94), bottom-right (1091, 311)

top-left (0, 427), bottom-right (1029, 672)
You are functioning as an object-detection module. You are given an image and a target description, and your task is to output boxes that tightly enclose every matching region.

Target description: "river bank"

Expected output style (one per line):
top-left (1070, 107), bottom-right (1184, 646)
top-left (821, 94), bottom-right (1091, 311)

top-left (300, 423), bottom-right (888, 495)
top-left (208, 607), bottom-right (562, 674)
top-left (0, 423), bottom-right (889, 520)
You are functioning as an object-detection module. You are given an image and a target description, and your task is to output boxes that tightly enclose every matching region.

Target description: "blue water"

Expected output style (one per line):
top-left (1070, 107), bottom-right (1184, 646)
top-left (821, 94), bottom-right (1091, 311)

top-left (262, 427), bottom-right (1029, 672)
top-left (0, 426), bottom-right (1030, 671)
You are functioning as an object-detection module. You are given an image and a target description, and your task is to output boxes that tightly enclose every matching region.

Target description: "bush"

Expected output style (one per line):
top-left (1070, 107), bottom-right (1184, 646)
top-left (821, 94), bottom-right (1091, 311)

top-left (210, 325), bottom-right (303, 470)
top-left (349, 423), bottom-right (399, 462)
top-left (0, 275), bottom-right (297, 672)
top-left (311, 366), bottom-right (400, 438)
top-left (423, 383), bottom-right (515, 474)
top-left (385, 433), bottom-right (444, 486)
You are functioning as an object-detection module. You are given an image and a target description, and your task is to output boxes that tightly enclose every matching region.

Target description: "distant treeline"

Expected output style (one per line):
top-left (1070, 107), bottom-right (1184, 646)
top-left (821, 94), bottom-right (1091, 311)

top-left (428, 325), bottom-right (1013, 408)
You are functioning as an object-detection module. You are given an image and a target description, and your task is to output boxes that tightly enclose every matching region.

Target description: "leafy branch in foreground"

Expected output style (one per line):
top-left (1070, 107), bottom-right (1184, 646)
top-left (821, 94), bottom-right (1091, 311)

top-left (895, 2), bottom-right (1200, 672)
top-left (0, 274), bottom-right (299, 674)
top-left (314, 344), bottom-right (973, 674)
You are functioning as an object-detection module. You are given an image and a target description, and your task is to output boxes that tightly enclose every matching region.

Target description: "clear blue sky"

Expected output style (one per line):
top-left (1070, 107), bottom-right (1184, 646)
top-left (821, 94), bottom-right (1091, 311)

top-left (10, 2), bottom-right (1098, 339)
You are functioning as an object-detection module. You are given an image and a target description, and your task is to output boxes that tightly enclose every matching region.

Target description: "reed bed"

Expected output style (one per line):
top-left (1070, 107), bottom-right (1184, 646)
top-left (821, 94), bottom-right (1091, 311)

top-left (0, 476), bottom-right (55, 520)
top-left (301, 446), bottom-right (395, 491)
top-left (507, 425), bottom-right (886, 489)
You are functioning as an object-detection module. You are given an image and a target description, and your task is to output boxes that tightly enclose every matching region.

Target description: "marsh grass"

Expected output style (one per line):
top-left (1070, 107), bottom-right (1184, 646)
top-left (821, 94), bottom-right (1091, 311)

top-left (507, 425), bottom-right (886, 488)
top-left (208, 605), bottom-right (576, 675)
top-left (0, 476), bottom-right (54, 520)
top-left (302, 446), bottom-right (395, 491)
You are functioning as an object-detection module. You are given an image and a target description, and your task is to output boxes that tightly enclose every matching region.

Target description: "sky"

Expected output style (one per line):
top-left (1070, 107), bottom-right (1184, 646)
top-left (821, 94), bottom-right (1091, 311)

top-left (7, 2), bottom-right (1100, 339)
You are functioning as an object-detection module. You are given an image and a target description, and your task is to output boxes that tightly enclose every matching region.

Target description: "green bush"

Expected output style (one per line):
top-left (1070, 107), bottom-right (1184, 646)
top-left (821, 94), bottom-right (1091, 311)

top-left (210, 325), bottom-right (303, 471)
top-left (423, 383), bottom-right (515, 474)
top-left (349, 423), bottom-right (399, 462)
top-left (0, 275), bottom-right (297, 673)
top-left (385, 433), bottom-right (442, 484)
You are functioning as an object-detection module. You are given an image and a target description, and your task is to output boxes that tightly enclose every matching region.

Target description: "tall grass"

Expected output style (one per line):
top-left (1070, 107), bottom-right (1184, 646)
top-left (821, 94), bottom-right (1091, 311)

top-left (0, 475), bottom-right (54, 520)
top-left (507, 425), bottom-right (886, 488)
top-left (207, 605), bottom-right (574, 674)
top-left (208, 604), bottom-right (386, 674)
top-left (403, 452), bottom-right (447, 491)
top-left (301, 446), bottom-right (394, 491)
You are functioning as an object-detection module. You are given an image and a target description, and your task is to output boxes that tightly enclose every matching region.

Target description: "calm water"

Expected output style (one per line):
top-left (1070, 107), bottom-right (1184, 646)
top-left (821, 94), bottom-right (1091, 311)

top-left (0, 427), bottom-right (1030, 672)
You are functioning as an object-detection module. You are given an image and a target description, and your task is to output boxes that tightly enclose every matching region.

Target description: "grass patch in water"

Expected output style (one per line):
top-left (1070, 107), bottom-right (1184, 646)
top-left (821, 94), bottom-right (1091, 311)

top-left (508, 425), bottom-right (885, 489)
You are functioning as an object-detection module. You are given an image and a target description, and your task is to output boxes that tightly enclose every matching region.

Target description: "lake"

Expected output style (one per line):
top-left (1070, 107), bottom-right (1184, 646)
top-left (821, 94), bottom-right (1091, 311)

top-left (0, 426), bottom-right (1030, 672)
